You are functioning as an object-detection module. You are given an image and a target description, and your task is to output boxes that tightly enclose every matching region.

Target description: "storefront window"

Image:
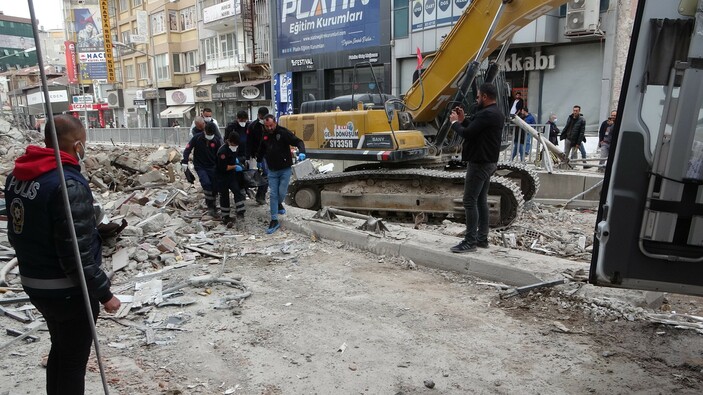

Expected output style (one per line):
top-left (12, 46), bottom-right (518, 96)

top-left (328, 66), bottom-right (385, 98)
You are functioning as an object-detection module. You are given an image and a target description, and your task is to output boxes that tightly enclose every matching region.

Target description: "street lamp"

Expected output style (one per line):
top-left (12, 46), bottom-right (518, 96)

top-left (113, 41), bottom-right (161, 128)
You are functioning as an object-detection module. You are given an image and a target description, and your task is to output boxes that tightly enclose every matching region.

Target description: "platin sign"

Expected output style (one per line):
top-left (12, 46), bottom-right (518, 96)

top-left (100, 0), bottom-right (115, 83)
top-left (278, 0), bottom-right (380, 57)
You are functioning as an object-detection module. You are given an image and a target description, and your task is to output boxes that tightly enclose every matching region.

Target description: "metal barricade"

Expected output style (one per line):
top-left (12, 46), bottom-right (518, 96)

top-left (501, 123), bottom-right (549, 164)
top-left (86, 127), bottom-right (191, 147)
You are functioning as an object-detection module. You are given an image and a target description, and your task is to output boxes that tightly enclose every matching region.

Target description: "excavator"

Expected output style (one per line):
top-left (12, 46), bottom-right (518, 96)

top-left (278, 0), bottom-right (574, 228)
top-left (279, 0), bottom-right (703, 295)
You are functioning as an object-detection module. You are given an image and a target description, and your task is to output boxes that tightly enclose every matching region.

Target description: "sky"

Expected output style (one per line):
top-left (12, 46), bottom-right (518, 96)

top-left (7, 0), bottom-right (65, 30)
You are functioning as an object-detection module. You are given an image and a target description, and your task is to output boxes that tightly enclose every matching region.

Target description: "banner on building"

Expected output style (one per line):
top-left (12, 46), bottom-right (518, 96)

top-left (99, 0), bottom-right (115, 83)
top-left (65, 41), bottom-right (79, 84)
top-left (74, 2), bottom-right (107, 83)
top-left (277, 0), bottom-right (380, 57)
top-left (274, 72), bottom-right (293, 119)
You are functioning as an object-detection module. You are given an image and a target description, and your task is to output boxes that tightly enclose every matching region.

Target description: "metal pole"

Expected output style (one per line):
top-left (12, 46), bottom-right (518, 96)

top-left (27, 0), bottom-right (110, 394)
top-left (150, 23), bottom-right (161, 129)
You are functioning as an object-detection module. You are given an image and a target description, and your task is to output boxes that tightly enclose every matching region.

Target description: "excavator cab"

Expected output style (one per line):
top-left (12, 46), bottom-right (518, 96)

top-left (590, 0), bottom-right (703, 296)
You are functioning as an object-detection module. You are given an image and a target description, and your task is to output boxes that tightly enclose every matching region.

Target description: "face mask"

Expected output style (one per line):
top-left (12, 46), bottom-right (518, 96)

top-left (553, 118), bottom-right (558, 123)
top-left (204, 117), bottom-right (212, 122)
top-left (259, 119), bottom-right (264, 124)
top-left (229, 145), bottom-right (238, 152)
top-left (75, 141), bottom-right (86, 164)
top-left (205, 134), bottom-right (215, 141)
top-left (238, 121), bottom-right (246, 127)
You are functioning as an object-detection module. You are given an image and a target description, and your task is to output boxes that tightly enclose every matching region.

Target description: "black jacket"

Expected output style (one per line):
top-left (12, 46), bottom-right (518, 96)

top-left (561, 115), bottom-right (586, 144)
top-left (216, 144), bottom-right (246, 177)
top-left (182, 133), bottom-right (223, 170)
top-left (224, 121), bottom-right (250, 153)
top-left (246, 119), bottom-right (265, 160)
top-left (256, 124), bottom-right (306, 171)
top-left (6, 146), bottom-right (112, 302)
top-left (451, 103), bottom-right (504, 163)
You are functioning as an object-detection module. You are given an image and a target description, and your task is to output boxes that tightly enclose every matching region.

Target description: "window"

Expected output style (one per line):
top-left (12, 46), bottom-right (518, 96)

top-left (393, 0), bottom-right (409, 39)
top-left (185, 50), bottom-right (198, 72)
top-left (132, 0), bottom-right (142, 7)
top-left (172, 53), bottom-right (182, 73)
top-left (115, 65), bottom-right (122, 83)
top-left (180, 6), bottom-right (196, 30)
top-left (202, 37), bottom-right (217, 61)
top-left (169, 11), bottom-right (178, 31)
top-left (119, 0), bottom-right (128, 12)
top-left (155, 53), bottom-right (169, 80)
top-left (125, 64), bottom-right (135, 81)
top-left (138, 62), bottom-right (148, 80)
top-left (327, 66), bottom-right (385, 98)
top-left (151, 11), bottom-right (165, 34)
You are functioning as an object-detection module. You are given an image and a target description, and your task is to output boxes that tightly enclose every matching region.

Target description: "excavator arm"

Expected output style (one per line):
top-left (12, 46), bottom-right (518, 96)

top-left (404, 0), bottom-right (566, 123)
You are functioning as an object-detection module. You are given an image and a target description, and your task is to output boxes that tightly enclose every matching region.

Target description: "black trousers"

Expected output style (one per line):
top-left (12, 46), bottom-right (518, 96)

top-left (31, 295), bottom-right (99, 395)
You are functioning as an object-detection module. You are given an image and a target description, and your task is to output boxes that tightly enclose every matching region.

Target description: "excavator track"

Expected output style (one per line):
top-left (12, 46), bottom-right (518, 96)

top-left (288, 169), bottom-right (524, 228)
top-left (494, 162), bottom-right (540, 201)
top-left (344, 160), bottom-right (539, 202)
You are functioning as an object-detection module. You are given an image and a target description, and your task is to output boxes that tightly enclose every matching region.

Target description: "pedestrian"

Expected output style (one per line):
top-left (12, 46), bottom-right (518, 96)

top-left (546, 113), bottom-right (560, 145)
top-left (190, 115), bottom-right (206, 137)
top-left (216, 131), bottom-right (247, 226)
top-left (224, 110), bottom-right (250, 156)
top-left (511, 107), bottom-right (535, 161)
top-left (182, 120), bottom-right (223, 218)
top-left (509, 91), bottom-right (524, 115)
top-left (256, 114), bottom-right (306, 234)
top-left (599, 115), bottom-right (615, 169)
top-left (560, 105), bottom-right (586, 161)
top-left (190, 107), bottom-right (221, 138)
top-left (5, 115), bottom-right (121, 394)
top-left (598, 110), bottom-right (616, 149)
top-left (448, 83), bottom-right (503, 253)
top-left (247, 107), bottom-right (270, 205)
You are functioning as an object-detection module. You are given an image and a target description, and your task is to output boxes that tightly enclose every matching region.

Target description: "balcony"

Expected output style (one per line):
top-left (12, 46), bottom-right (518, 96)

top-left (205, 51), bottom-right (253, 75)
top-left (203, 0), bottom-right (242, 32)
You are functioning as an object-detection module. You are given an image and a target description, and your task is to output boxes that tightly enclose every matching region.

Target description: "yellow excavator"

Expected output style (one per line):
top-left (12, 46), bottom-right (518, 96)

top-left (280, 0), bottom-right (570, 228)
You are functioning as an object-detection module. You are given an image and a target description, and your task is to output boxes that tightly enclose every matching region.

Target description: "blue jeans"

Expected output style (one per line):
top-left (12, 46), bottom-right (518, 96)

top-left (463, 162), bottom-right (497, 246)
top-left (268, 167), bottom-right (292, 220)
top-left (511, 143), bottom-right (525, 161)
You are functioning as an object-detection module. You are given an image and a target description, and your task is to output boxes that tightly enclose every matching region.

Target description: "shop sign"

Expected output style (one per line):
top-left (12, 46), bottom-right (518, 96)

top-left (142, 89), bottom-right (159, 100)
top-left (28, 90), bottom-right (69, 105)
top-left (166, 88), bottom-right (195, 105)
top-left (69, 103), bottom-right (109, 111)
top-left (203, 0), bottom-right (241, 24)
top-left (133, 99), bottom-right (147, 107)
top-left (211, 82), bottom-right (238, 101)
top-left (195, 86), bottom-right (212, 102)
top-left (502, 51), bottom-right (556, 72)
top-left (290, 57), bottom-right (314, 70)
top-left (240, 85), bottom-right (262, 100)
top-left (72, 95), bottom-right (94, 104)
top-left (348, 52), bottom-right (379, 63)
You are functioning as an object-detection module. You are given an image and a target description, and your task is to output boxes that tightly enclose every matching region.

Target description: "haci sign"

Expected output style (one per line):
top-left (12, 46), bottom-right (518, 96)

top-left (502, 51), bottom-right (555, 72)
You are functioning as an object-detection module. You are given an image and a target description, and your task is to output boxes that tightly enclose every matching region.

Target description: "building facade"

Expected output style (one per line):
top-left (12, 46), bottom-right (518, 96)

top-left (196, 0), bottom-right (273, 125)
top-left (391, 0), bottom-right (627, 131)
top-left (269, 0), bottom-right (393, 117)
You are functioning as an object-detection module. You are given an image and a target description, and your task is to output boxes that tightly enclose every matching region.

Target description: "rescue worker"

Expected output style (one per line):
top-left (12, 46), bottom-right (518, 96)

top-left (216, 131), bottom-right (247, 226)
top-left (182, 119), bottom-right (223, 218)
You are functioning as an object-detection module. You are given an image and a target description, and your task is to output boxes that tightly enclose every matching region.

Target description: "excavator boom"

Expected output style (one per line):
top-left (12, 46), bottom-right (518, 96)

top-left (405, 0), bottom-right (566, 123)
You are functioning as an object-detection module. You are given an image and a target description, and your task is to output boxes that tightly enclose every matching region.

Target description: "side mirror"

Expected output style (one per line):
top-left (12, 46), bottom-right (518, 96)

top-left (384, 101), bottom-right (395, 123)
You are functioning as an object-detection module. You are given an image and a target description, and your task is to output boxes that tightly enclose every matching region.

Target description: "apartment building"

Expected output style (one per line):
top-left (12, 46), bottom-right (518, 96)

top-left (196, 0), bottom-right (273, 124)
top-left (109, 0), bottom-right (201, 127)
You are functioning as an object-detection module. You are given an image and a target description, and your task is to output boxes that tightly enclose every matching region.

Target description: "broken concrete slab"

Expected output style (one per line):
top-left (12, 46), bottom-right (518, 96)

top-left (113, 153), bottom-right (149, 173)
top-left (137, 170), bottom-right (165, 186)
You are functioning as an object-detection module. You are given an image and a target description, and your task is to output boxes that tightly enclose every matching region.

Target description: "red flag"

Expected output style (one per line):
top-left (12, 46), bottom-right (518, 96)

top-left (416, 47), bottom-right (423, 70)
